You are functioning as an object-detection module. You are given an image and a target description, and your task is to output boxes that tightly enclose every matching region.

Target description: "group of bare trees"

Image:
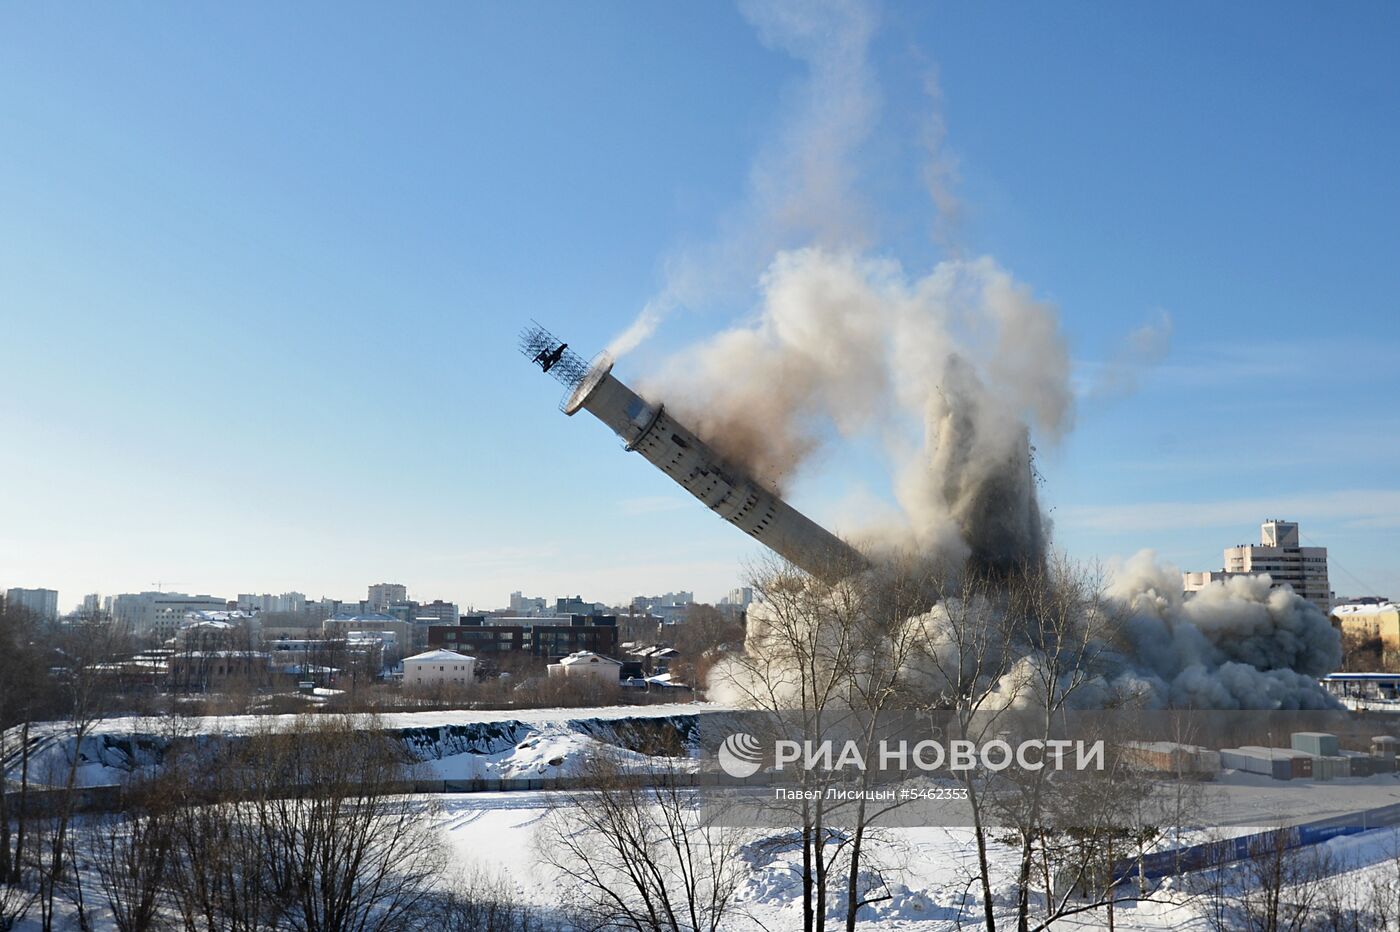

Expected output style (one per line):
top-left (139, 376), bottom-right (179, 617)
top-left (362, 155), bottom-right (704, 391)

top-left (1188, 827), bottom-right (1400, 932)
top-left (665, 606), bottom-right (746, 690)
top-left (152, 717), bottom-right (444, 932)
top-left (539, 756), bottom-right (744, 932)
top-left (525, 551), bottom-right (1160, 932)
top-left (2, 711), bottom-right (545, 932)
top-left (2, 600), bottom-right (139, 931)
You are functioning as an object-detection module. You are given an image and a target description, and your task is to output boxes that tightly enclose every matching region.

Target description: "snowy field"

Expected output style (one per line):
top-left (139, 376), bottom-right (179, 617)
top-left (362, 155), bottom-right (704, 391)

top-left (14, 789), bottom-right (1400, 931)
top-left (426, 789), bottom-right (1400, 930)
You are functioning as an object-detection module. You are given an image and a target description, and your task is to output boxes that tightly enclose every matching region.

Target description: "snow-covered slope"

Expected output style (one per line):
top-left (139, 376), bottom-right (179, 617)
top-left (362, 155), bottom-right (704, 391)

top-left (2, 703), bottom-right (722, 787)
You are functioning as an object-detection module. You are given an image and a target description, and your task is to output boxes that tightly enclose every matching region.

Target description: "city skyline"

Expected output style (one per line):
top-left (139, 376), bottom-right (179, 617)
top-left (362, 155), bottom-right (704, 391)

top-left (4, 580), bottom-right (720, 618)
top-left (3, 3), bottom-right (1397, 610)
top-left (0, 514), bottom-right (1373, 617)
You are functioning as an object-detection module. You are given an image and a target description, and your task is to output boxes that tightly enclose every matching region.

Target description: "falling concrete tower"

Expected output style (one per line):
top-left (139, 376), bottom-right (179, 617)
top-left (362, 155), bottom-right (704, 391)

top-left (520, 324), bottom-right (865, 581)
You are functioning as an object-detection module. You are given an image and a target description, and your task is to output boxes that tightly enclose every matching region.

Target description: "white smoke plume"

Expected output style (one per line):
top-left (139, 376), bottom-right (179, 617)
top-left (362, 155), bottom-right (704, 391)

top-left (639, 248), bottom-right (1069, 573)
top-left (606, 0), bottom-right (880, 360)
top-left (919, 68), bottom-right (963, 253)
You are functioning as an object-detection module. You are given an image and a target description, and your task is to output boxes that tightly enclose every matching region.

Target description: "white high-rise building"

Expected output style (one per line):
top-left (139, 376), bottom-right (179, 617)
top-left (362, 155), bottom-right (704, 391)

top-left (237, 591), bottom-right (309, 613)
top-left (509, 591), bottom-right (547, 614)
top-left (276, 591), bottom-right (307, 614)
top-left (5, 588), bottom-right (58, 620)
top-left (237, 593), bottom-right (273, 613)
top-left (1184, 520), bottom-right (1332, 613)
top-left (722, 587), bottom-right (754, 609)
top-left (415, 599), bottom-right (459, 626)
top-left (367, 583), bottom-right (408, 613)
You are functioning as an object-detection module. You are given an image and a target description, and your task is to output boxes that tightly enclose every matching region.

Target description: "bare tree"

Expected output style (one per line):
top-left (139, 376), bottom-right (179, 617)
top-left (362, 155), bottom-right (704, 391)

top-left (1234, 829), bottom-right (1331, 932)
top-left (903, 563), bottom-right (1026, 932)
top-left (539, 754), bottom-right (743, 932)
top-left (0, 598), bottom-right (55, 931)
top-left (990, 558), bottom-right (1118, 932)
top-left (709, 555), bottom-right (870, 932)
top-left (166, 767), bottom-right (280, 932)
top-left (85, 774), bottom-right (179, 932)
top-left (166, 714), bottom-right (445, 932)
top-left (830, 555), bottom-right (946, 932)
top-left (35, 617), bottom-right (129, 931)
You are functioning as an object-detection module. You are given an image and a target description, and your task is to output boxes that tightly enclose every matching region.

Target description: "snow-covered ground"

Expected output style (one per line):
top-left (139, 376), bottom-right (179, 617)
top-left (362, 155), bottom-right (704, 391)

top-left (1340, 696), bottom-right (1400, 713)
top-left (416, 714), bottom-right (704, 781)
top-left (13, 788), bottom-right (1398, 930)
top-left (426, 790), bottom-right (1400, 931)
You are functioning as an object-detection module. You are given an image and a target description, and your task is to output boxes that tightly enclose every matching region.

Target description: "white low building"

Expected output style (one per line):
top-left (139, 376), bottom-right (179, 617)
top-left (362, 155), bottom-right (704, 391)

top-left (547, 650), bottom-right (622, 685)
top-left (403, 648), bottom-right (476, 688)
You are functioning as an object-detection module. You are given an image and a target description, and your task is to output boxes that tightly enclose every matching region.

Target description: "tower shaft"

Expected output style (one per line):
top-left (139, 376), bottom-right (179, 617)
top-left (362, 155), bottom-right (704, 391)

top-left (567, 364), bottom-right (865, 581)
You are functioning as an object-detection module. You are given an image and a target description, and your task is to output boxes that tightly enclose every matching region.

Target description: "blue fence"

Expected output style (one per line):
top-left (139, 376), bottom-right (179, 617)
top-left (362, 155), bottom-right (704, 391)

top-left (1115, 802), bottom-right (1400, 882)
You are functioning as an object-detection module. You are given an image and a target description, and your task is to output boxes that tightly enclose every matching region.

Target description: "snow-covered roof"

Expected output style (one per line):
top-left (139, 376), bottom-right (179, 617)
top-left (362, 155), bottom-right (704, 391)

top-left (628, 644), bottom-right (679, 658)
top-left (172, 650), bottom-right (269, 659)
top-left (1324, 672), bottom-right (1400, 681)
top-left (1121, 740), bottom-right (1211, 754)
top-left (329, 611), bottom-right (401, 623)
top-left (1333, 602), bottom-right (1399, 617)
top-left (183, 620), bottom-right (235, 631)
top-left (558, 651), bottom-right (621, 667)
top-left (404, 648), bottom-right (475, 664)
top-left (185, 610), bottom-right (256, 623)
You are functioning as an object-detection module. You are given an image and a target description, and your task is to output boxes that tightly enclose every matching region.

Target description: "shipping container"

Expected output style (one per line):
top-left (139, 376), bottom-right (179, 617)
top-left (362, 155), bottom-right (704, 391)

top-left (1291, 732), bottom-right (1340, 757)
top-left (1220, 748), bottom-right (1293, 780)
top-left (1340, 750), bottom-right (1376, 777)
top-left (1318, 755), bottom-right (1351, 779)
top-left (1119, 741), bottom-right (1221, 776)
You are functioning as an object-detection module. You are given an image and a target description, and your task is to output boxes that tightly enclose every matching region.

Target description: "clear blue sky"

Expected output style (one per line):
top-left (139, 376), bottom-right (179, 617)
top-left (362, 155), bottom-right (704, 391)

top-left (2, 2), bottom-right (1397, 611)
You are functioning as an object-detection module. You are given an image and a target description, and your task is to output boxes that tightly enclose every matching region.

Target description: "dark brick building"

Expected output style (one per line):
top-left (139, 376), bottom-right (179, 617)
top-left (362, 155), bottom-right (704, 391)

top-left (428, 614), bottom-right (618, 660)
